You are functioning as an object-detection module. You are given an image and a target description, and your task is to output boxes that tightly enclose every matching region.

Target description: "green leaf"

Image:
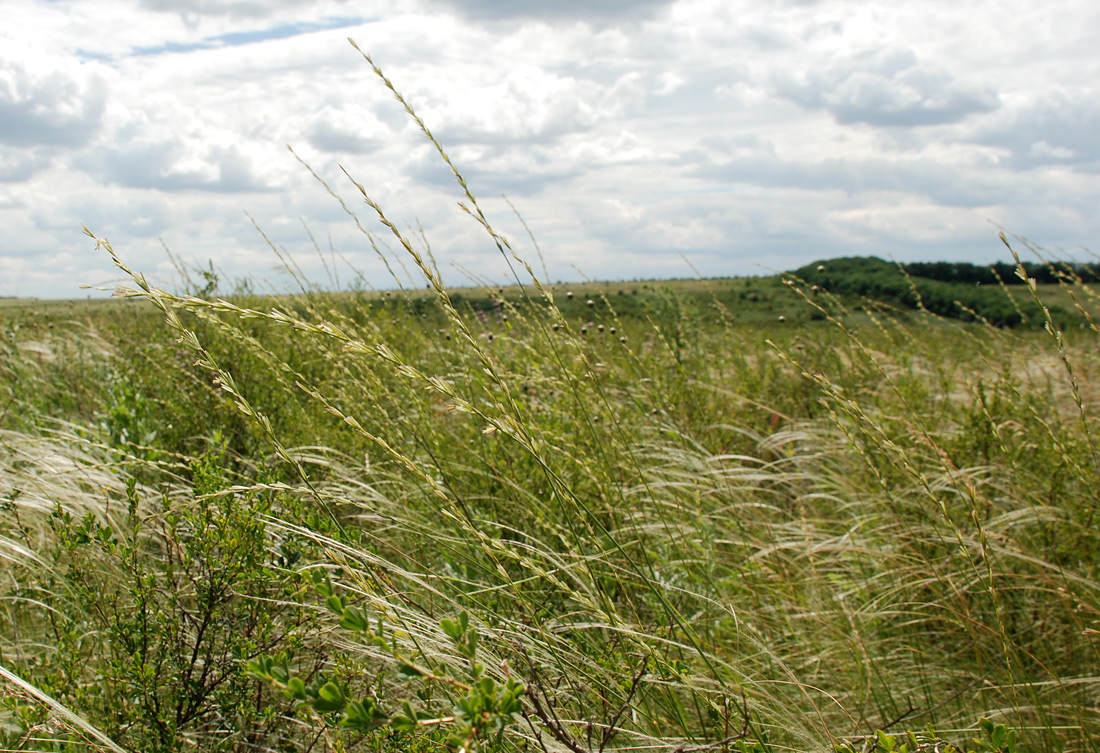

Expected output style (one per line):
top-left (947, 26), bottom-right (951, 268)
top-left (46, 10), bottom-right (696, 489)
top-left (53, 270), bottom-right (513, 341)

top-left (244, 657), bottom-right (272, 681)
top-left (341, 699), bottom-right (388, 732)
top-left (391, 714), bottom-right (417, 732)
top-left (286, 676), bottom-right (307, 701)
top-left (313, 570), bottom-right (333, 596)
top-left (441, 617), bottom-right (462, 641)
top-left (990, 724), bottom-right (1006, 748)
top-left (463, 629), bottom-right (478, 658)
top-left (312, 682), bottom-right (346, 713)
top-left (454, 697), bottom-right (473, 720)
top-left (340, 606), bottom-right (369, 632)
top-left (270, 660), bottom-right (290, 683)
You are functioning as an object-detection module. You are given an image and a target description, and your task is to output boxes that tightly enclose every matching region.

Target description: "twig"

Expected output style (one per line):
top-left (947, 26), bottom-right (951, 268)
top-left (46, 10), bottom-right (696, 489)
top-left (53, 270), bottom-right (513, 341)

top-left (878, 700), bottom-right (919, 733)
top-left (670, 693), bottom-right (751, 753)
top-left (599, 656), bottom-right (649, 753)
top-left (525, 680), bottom-right (591, 753)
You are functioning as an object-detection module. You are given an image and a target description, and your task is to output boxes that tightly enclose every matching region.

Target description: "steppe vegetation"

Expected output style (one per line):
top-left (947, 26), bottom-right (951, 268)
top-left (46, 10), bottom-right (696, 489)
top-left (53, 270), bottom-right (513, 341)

top-left (2, 49), bottom-right (1099, 753)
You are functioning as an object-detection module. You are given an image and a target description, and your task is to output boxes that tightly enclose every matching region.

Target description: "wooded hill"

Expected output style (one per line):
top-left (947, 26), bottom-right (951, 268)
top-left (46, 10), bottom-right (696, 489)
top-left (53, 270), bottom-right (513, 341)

top-left (790, 256), bottom-right (1089, 327)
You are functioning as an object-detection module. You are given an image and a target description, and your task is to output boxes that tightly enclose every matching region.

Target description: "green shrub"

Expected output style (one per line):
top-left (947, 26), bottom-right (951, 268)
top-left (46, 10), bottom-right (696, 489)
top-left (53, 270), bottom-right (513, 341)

top-left (2, 454), bottom-right (329, 753)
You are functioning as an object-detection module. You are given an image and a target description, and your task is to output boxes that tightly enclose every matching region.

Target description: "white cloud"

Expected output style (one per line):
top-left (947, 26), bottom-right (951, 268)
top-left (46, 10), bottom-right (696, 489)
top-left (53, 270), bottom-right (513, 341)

top-left (308, 105), bottom-right (391, 154)
top-left (423, 0), bottom-right (675, 26)
top-left (73, 98), bottom-right (279, 193)
top-left (32, 192), bottom-right (171, 239)
top-left (968, 89), bottom-right (1100, 171)
top-left (1, 0), bottom-right (1099, 298)
top-left (0, 147), bottom-right (50, 183)
top-left (773, 48), bottom-right (1000, 127)
top-left (413, 65), bottom-right (604, 144)
top-left (137, 0), bottom-right (342, 19)
top-left (0, 40), bottom-right (107, 148)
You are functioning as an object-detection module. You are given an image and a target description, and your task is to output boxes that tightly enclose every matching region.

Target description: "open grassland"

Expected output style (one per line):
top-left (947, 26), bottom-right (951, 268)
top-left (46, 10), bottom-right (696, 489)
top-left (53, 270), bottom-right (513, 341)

top-left (2, 250), bottom-right (1099, 753)
top-left (3, 46), bottom-right (1099, 753)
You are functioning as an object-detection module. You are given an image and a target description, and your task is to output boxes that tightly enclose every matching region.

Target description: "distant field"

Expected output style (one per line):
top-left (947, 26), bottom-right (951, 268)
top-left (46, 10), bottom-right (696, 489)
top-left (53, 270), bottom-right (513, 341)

top-left (2, 255), bottom-right (1099, 753)
top-left (0, 263), bottom-right (1084, 328)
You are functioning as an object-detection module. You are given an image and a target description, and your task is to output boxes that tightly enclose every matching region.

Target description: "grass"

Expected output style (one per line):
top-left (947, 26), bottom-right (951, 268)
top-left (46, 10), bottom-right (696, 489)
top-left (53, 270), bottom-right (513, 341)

top-left (1, 45), bottom-right (1099, 753)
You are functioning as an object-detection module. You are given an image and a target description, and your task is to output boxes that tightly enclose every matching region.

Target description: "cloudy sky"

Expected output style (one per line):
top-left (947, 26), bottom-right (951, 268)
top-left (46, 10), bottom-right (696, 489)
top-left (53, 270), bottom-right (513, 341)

top-left (2, 0), bottom-right (1098, 298)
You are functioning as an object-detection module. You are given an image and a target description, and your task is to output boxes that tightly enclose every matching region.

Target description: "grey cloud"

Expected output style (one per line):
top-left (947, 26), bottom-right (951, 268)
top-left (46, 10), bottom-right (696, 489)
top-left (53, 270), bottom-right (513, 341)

top-left (33, 196), bottom-right (170, 239)
top-left (306, 104), bottom-right (394, 155)
top-left (0, 58), bottom-right (106, 147)
top-left (424, 0), bottom-right (673, 25)
top-left (413, 70), bottom-right (645, 149)
top-left (430, 95), bottom-right (599, 146)
top-left (404, 143), bottom-right (580, 196)
top-left (562, 191), bottom-right (858, 281)
top-left (137, 0), bottom-right (331, 19)
top-left (308, 120), bottom-right (382, 154)
top-left (80, 139), bottom-right (272, 193)
top-left (0, 147), bottom-right (50, 182)
top-left (774, 48), bottom-right (999, 127)
top-left (574, 198), bottom-right (720, 253)
top-left (970, 91), bottom-right (1100, 171)
top-left (740, 26), bottom-right (792, 52)
top-left (688, 141), bottom-right (1031, 209)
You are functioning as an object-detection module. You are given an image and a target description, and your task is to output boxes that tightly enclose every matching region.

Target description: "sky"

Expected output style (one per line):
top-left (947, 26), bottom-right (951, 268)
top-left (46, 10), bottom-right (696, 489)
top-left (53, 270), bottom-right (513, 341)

top-left (2, 0), bottom-right (1098, 299)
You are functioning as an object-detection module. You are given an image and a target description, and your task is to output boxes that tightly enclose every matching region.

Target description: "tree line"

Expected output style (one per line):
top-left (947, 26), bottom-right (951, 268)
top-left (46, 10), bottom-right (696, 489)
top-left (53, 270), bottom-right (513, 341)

top-left (791, 256), bottom-right (1087, 327)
